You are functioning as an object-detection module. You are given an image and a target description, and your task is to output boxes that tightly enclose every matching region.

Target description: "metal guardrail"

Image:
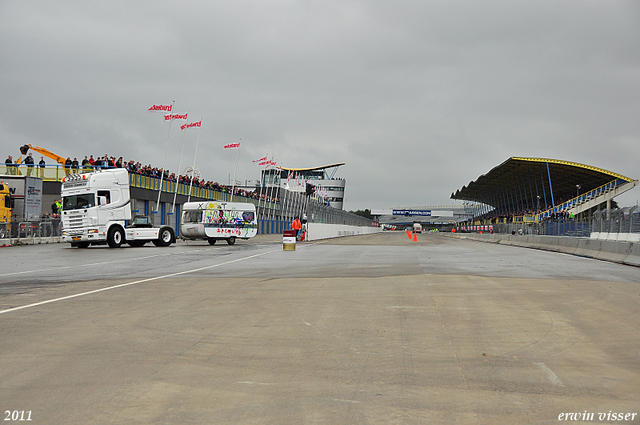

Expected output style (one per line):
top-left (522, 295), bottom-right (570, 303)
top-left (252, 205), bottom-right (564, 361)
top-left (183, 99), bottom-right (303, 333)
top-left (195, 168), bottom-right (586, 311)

top-left (0, 218), bottom-right (62, 240)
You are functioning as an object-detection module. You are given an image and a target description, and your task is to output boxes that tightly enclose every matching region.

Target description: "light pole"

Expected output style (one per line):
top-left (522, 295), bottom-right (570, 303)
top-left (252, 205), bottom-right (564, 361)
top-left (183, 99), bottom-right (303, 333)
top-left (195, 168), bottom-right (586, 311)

top-left (576, 184), bottom-right (581, 225)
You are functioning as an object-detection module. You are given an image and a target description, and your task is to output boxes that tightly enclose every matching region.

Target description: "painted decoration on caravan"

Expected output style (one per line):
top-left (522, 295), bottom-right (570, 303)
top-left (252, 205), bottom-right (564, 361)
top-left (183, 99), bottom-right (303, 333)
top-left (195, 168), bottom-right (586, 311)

top-left (181, 201), bottom-right (257, 240)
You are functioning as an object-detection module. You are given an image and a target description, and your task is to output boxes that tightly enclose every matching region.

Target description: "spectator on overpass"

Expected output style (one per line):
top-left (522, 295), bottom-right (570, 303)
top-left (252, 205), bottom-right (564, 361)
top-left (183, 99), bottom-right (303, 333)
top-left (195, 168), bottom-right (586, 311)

top-left (5, 155), bottom-right (16, 175)
top-left (24, 152), bottom-right (35, 176)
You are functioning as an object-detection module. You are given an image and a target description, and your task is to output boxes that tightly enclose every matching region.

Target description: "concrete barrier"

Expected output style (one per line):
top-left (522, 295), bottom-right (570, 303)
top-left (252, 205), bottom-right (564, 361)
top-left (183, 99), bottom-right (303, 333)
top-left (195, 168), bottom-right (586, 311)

top-left (0, 236), bottom-right (63, 246)
top-left (449, 233), bottom-right (639, 267)
top-left (591, 232), bottom-right (640, 243)
top-left (306, 223), bottom-right (382, 241)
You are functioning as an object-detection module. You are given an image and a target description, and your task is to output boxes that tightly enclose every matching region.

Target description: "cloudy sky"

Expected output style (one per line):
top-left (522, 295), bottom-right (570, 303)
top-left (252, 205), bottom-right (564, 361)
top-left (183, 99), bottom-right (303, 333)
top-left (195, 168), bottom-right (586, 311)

top-left (2, 1), bottom-right (639, 210)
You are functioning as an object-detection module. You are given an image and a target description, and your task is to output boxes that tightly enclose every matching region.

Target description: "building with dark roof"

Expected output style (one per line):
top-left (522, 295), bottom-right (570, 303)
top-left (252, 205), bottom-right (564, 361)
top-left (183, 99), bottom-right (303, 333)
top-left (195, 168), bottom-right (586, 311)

top-left (451, 157), bottom-right (638, 222)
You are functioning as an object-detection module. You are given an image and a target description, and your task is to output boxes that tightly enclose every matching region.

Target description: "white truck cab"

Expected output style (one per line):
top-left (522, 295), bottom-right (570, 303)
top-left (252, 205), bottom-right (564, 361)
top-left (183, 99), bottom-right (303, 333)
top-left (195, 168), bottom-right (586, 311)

top-left (61, 169), bottom-right (175, 248)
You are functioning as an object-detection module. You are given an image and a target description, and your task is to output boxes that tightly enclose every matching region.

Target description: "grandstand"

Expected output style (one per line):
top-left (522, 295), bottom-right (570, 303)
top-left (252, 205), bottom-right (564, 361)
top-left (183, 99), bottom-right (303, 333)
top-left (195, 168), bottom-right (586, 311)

top-left (451, 157), bottom-right (638, 223)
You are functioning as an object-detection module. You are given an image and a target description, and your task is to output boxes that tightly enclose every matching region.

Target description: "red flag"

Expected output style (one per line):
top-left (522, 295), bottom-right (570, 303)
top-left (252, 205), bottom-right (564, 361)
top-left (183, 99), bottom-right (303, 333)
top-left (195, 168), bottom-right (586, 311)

top-left (180, 121), bottom-right (201, 130)
top-left (148, 104), bottom-right (172, 112)
top-left (224, 143), bottom-right (240, 149)
top-left (253, 156), bottom-right (267, 163)
top-left (164, 113), bottom-right (188, 121)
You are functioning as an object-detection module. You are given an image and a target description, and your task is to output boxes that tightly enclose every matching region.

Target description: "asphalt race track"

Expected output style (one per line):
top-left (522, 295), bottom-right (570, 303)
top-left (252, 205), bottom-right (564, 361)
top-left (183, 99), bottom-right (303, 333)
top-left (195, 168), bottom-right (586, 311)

top-left (1, 232), bottom-right (639, 424)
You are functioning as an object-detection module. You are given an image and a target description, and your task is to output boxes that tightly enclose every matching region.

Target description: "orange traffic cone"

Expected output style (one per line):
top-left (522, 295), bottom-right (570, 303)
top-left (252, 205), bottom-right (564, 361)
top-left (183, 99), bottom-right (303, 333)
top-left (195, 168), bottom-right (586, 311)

top-left (406, 230), bottom-right (412, 239)
top-left (413, 231), bottom-right (417, 241)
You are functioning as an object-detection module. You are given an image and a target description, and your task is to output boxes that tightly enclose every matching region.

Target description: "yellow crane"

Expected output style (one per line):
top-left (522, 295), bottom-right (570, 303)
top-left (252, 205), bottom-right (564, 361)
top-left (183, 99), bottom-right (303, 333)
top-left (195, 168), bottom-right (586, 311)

top-left (16, 144), bottom-right (66, 166)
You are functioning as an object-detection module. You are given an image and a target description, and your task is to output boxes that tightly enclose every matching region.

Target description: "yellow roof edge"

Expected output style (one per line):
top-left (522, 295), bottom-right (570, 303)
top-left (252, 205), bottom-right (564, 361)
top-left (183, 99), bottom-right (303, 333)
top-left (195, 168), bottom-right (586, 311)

top-left (511, 157), bottom-right (634, 182)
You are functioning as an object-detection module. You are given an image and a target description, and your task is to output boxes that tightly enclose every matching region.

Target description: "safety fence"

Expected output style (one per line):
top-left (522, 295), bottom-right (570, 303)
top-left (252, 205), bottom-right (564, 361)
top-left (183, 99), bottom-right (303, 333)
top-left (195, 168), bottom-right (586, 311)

top-left (456, 221), bottom-right (590, 237)
top-left (307, 201), bottom-right (378, 227)
top-left (0, 218), bottom-right (62, 240)
top-left (457, 207), bottom-right (640, 239)
top-left (590, 207), bottom-right (639, 234)
top-left (490, 220), bottom-right (591, 237)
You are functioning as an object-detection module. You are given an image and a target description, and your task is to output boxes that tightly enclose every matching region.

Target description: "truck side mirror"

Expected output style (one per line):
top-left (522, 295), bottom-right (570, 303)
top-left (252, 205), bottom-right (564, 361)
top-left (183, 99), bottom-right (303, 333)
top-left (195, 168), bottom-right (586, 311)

top-left (98, 196), bottom-right (107, 206)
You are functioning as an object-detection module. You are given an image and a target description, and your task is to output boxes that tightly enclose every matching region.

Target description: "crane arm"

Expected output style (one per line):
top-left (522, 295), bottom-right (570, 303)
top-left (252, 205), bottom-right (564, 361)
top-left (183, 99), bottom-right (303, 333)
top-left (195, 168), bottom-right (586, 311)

top-left (16, 144), bottom-right (66, 165)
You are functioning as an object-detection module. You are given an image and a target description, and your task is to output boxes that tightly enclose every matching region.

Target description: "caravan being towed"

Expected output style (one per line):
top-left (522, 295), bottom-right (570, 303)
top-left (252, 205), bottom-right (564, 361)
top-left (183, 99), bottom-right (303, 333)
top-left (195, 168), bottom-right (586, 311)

top-left (180, 201), bottom-right (257, 245)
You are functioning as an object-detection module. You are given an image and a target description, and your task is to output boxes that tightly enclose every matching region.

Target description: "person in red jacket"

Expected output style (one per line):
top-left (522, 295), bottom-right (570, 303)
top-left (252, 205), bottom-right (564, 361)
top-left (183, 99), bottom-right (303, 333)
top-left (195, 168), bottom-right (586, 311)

top-left (292, 217), bottom-right (302, 240)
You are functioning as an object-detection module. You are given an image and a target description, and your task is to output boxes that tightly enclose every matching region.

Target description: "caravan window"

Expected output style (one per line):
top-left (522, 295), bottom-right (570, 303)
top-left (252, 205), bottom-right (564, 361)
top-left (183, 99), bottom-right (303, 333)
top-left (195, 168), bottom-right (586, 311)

top-left (182, 210), bottom-right (202, 224)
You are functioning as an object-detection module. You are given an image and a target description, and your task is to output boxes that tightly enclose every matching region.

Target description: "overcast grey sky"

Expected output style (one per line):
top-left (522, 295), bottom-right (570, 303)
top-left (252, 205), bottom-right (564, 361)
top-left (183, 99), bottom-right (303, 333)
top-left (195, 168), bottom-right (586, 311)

top-left (2, 1), bottom-right (639, 210)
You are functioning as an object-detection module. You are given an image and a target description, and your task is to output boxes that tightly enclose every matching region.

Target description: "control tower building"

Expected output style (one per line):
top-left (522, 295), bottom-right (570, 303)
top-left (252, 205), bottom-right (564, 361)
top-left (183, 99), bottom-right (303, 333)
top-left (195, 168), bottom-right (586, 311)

top-left (261, 163), bottom-right (346, 210)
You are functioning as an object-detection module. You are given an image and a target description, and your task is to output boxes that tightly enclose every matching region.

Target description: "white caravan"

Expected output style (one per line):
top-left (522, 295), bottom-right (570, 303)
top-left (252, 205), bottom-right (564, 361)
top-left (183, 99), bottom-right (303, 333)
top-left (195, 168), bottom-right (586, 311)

top-left (61, 168), bottom-right (175, 248)
top-left (180, 201), bottom-right (257, 245)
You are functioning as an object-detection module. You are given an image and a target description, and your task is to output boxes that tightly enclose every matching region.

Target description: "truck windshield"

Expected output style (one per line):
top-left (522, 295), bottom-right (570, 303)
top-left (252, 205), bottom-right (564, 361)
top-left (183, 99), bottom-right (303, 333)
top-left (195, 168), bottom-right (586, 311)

top-left (63, 194), bottom-right (95, 210)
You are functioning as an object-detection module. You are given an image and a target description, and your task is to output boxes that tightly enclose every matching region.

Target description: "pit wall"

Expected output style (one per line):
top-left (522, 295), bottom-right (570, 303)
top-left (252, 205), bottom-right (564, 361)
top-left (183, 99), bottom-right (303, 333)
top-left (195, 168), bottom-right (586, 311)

top-left (448, 233), bottom-right (640, 267)
top-left (306, 223), bottom-right (382, 241)
top-left (590, 232), bottom-right (640, 243)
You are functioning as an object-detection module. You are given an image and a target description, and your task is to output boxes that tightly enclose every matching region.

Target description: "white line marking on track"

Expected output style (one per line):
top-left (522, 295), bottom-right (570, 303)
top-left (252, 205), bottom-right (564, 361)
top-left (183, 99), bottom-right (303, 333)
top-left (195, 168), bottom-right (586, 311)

top-left (534, 362), bottom-right (564, 386)
top-left (237, 381), bottom-right (277, 386)
top-left (0, 249), bottom-right (277, 315)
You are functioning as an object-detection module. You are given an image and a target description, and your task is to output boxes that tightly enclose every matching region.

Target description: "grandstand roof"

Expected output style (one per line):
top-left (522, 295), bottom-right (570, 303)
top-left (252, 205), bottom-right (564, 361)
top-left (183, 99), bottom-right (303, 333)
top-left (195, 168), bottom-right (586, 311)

top-left (279, 163), bottom-right (345, 172)
top-left (451, 157), bottom-right (634, 209)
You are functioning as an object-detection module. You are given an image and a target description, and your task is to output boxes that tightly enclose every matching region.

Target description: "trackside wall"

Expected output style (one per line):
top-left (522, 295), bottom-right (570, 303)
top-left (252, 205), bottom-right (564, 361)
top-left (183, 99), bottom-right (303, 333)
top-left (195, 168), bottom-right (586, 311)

top-left (447, 233), bottom-right (640, 267)
top-left (306, 223), bottom-right (382, 241)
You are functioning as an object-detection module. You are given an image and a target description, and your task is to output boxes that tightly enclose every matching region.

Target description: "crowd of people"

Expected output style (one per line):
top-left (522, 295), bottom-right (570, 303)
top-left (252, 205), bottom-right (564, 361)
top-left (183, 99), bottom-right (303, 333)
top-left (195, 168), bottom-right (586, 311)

top-left (468, 207), bottom-right (581, 225)
top-left (4, 153), bottom-right (281, 204)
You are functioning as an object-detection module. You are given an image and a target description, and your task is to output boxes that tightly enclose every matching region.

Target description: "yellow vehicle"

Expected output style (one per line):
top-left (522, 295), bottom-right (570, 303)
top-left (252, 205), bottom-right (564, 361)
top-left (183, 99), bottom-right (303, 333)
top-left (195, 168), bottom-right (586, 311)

top-left (0, 181), bottom-right (13, 239)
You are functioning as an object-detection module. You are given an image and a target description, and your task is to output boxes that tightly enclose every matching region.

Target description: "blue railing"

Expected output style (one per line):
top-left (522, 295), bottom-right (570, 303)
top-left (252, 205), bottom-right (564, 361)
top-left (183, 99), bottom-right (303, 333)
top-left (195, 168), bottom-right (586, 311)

top-left (536, 179), bottom-right (624, 221)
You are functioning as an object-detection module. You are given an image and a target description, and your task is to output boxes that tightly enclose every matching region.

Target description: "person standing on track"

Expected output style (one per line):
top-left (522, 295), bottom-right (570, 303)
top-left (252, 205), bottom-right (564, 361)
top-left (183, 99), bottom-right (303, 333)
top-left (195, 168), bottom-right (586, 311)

top-left (292, 217), bottom-right (302, 240)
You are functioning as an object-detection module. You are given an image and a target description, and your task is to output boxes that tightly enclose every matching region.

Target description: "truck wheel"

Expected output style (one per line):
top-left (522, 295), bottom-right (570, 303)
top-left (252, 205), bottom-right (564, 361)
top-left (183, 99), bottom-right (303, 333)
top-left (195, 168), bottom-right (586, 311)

top-left (226, 236), bottom-right (236, 245)
top-left (107, 227), bottom-right (124, 248)
top-left (154, 227), bottom-right (174, 247)
top-left (207, 238), bottom-right (217, 245)
top-left (0, 227), bottom-right (6, 239)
